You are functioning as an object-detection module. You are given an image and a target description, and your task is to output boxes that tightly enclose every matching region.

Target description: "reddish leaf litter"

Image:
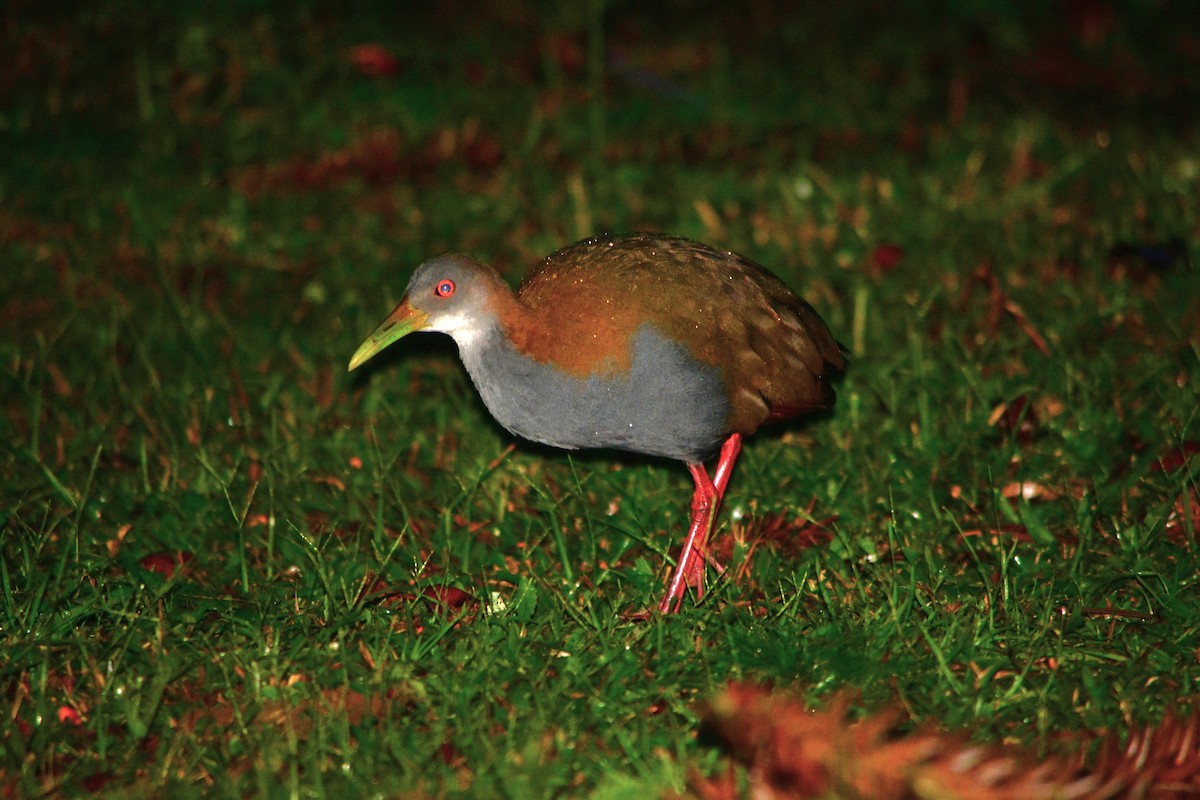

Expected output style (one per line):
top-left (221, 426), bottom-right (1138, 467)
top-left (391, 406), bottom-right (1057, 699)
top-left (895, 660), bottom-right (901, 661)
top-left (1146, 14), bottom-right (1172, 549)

top-left (1151, 442), bottom-right (1200, 474)
top-left (1164, 490), bottom-right (1200, 547)
top-left (173, 685), bottom-right (414, 745)
top-left (355, 572), bottom-right (479, 634)
top-left (230, 123), bottom-right (505, 198)
top-left (349, 44), bottom-right (398, 77)
top-left (689, 683), bottom-right (1200, 800)
top-left (732, 505), bottom-right (835, 560)
top-left (961, 261), bottom-right (1051, 356)
top-left (714, 501), bottom-right (835, 605)
top-left (80, 772), bottom-right (117, 792)
top-left (138, 551), bottom-right (194, 579)
top-left (1148, 441), bottom-right (1200, 547)
top-left (958, 523), bottom-right (1034, 545)
top-left (866, 243), bottom-right (904, 280)
top-left (56, 706), bottom-right (83, 726)
top-left (988, 394), bottom-right (1040, 444)
top-left (231, 128), bottom-right (405, 196)
top-left (421, 585), bottom-right (475, 612)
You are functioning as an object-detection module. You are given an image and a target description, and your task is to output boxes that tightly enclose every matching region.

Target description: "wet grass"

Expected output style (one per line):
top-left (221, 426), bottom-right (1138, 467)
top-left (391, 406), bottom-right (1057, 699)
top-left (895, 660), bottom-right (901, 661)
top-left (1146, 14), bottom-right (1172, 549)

top-left (2, 1), bottom-right (1199, 796)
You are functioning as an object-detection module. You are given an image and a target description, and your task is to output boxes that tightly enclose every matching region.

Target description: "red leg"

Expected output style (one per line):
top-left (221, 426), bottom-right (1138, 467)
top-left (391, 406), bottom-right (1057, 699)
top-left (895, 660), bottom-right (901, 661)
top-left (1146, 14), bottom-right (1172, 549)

top-left (711, 433), bottom-right (742, 497)
top-left (658, 433), bottom-right (744, 613)
top-left (658, 464), bottom-right (714, 614)
top-left (696, 434), bottom-right (739, 573)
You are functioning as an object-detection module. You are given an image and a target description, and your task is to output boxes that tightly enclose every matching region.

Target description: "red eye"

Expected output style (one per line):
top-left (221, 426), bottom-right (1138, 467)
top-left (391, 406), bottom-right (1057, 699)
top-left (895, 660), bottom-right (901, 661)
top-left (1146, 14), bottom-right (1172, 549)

top-left (435, 279), bottom-right (455, 298)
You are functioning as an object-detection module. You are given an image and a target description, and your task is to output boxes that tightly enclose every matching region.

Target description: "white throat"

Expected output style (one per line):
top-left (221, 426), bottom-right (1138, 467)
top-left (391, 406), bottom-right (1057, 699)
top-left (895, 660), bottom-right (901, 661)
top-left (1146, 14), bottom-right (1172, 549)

top-left (430, 309), bottom-right (495, 354)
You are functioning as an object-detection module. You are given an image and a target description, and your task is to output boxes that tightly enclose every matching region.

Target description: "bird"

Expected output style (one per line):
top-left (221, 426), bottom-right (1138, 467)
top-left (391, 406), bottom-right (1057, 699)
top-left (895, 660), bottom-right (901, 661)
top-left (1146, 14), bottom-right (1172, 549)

top-left (348, 233), bottom-right (845, 613)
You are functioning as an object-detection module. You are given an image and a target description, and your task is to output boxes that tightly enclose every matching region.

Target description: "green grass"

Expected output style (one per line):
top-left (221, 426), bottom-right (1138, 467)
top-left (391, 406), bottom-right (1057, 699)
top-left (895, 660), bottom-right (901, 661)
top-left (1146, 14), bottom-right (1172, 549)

top-left (2, 1), bottom-right (1199, 796)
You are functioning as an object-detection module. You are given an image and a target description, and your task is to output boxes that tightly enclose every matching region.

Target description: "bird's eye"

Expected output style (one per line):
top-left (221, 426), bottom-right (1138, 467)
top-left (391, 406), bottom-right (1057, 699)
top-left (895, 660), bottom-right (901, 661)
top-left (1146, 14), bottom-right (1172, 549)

top-left (435, 279), bottom-right (456, 298)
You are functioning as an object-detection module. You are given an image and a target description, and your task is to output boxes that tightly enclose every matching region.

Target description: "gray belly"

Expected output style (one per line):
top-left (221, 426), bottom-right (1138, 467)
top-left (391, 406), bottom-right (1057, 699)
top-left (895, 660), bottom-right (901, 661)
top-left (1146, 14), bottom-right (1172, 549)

top-left (460, 324), bottom-right (730, 464)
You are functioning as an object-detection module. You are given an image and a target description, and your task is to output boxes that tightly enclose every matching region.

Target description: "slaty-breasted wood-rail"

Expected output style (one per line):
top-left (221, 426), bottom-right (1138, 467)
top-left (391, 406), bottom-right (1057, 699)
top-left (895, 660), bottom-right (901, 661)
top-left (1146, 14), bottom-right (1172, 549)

top-left (349, 233), bottom-right (845, 613)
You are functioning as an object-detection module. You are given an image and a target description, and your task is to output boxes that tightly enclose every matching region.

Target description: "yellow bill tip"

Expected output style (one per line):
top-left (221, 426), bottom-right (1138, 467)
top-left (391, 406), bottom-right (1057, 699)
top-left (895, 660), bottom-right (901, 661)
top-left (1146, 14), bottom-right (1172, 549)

top-left (347, 302), bottom-right (429, 372)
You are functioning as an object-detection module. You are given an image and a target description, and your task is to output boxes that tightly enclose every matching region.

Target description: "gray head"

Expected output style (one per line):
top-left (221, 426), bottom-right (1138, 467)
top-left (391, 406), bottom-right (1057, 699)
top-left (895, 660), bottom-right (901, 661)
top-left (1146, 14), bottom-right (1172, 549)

top-left (348, 253), bottom-right (513, 371)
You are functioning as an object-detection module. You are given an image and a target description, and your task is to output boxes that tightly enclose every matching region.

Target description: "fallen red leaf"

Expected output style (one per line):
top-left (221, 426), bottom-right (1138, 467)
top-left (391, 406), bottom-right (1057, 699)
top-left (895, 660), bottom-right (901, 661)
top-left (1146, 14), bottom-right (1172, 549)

top-left (1001, 481), bottom-right (1059, 501)
top-left (1152, 441), bottom-right (1200, 473)
top-left (439, 739), bottom-right (460, 765)
top-left (422, 585), bottom-right (474, 612)
top-left (869, 243), bottom-right (904, 277)
top-left (355, 573), bottom-right (413, 608)
top-left (542, 33), bottom-right (585, 75)
top-left (959, 524), bottom-right (1033, 543)
top-left (1004, 299), bottom-right (1051, 355)
top-left (1164, 489), bottom-right (1200, 546)
top-left (138, 551), bottom-right (193, 579)
top-left (989, 394), bottom-right (1039, 443)
top-left (462, 133), bottom-right (504, 173)
top-left (695, 682), bottom-right (1200, 799)
top-left (349, 44), bottom-right (398, 77)
top-left (81, 773), bottom-right (116, 793)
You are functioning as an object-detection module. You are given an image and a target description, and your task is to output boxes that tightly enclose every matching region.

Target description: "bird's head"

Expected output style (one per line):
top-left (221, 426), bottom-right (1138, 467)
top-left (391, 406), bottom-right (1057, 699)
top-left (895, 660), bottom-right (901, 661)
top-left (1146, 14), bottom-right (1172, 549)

top-left (348, 254), bottom-right (508, 371)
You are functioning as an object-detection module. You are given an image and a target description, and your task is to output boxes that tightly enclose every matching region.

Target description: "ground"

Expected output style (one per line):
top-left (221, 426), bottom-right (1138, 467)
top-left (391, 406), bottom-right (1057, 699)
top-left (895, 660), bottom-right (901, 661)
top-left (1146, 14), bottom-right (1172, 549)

top-left (2, 1), bottom-right (1199, 797)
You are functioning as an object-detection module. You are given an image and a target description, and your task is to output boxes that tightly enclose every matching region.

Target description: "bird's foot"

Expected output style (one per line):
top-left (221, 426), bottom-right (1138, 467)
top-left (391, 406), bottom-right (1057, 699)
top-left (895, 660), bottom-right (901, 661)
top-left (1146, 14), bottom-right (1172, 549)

top-left (681, 541), bottom-right (725, 591)
top-left (658, 539), bottom-right (724, 613)
top-left (697, 542), bottom-right (726, 575)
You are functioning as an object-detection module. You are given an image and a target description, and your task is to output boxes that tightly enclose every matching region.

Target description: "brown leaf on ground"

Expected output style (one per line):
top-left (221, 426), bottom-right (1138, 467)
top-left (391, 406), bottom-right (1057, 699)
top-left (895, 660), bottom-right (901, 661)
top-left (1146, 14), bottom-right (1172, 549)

top-left (718, 502), bottom-right (836, 598)
top-left (960, 261), bottom-right (1051, 357)
top-left (138, 551), bottom-right (193, 579)
top-left (866, 243), bottom-right (904, 280)
top-left (422, 585), bottom-right (476, 613)
top-left (1000, 480), bottom-right (1060, 502)
top-left (349, 44), bottom-right (399, 77)
top-left (1152, 441), bottom-right (1200, 473)
top-left (988, 394), bottom-right (1040, 444)
top-left (958, 523), bottom-right (1033, 544)
top-left (231, 128), bottom-right (404, 197)
top-left (729, 500), bottom-right (836, 562)
top-left (176, 684), bottom-right (416, 740)
top-left (691, 683), bottom-right (1200, 799)
top-left (1164, 489), bottom-right (1200, 546)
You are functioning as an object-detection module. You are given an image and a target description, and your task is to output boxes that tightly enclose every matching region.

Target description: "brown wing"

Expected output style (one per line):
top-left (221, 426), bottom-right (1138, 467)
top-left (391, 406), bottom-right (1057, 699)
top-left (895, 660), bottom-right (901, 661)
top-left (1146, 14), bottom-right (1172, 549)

top-left (510, 233), bottom-right (845, 435)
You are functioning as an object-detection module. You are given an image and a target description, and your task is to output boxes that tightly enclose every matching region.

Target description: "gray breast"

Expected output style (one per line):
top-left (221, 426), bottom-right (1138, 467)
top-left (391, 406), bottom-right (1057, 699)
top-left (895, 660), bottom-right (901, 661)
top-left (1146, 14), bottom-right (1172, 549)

top-left (458, 323), bottom-right (730, 464)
